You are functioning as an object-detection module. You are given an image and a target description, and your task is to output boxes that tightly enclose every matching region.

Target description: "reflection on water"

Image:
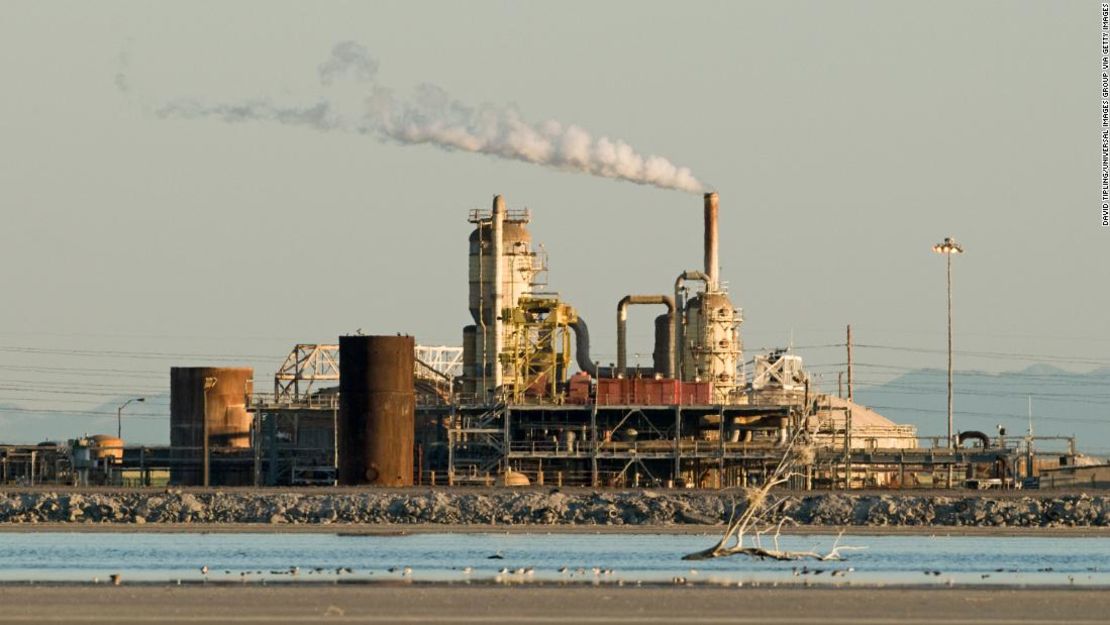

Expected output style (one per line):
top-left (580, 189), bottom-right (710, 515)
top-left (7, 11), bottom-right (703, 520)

top-left (0, 532), bottom-right (1106, 587)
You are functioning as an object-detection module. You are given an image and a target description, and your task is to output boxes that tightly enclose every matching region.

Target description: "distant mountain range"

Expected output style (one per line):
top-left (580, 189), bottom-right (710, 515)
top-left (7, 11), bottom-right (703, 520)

top-left (853, 364), bottom-right (1110, 456)
top-left (1, 364), bottom-right (1107, 455)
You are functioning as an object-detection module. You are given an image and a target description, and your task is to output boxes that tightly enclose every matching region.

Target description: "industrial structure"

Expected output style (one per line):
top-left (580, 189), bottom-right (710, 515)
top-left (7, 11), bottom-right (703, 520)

top-left (169, 367), bottom-right (253, 486)
top-left (337, 335), bottom-right (415, 486)
top-left (0, 192), bottom-right (1093, 490)
top-left (438, 192), bottom-right (922, 488)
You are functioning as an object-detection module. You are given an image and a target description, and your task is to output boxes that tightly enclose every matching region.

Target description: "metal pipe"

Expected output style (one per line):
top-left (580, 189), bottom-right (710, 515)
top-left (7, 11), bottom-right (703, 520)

top-left (569, 317), bottom-right (599, 377)
top-left (673, 270), bottom-right (710, 380)
top-left (616, 295), bottom-right (675, 378)
top-left (704, 192), bottom-right (719, 290)
top-left (478, 219), bottom-right (487, 398)
top-left (491, 195), bottom-right (505, 397)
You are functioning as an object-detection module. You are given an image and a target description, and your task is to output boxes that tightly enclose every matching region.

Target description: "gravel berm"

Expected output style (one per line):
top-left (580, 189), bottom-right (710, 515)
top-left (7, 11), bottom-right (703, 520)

top-left (0, 489), bottom-right (1107, 527)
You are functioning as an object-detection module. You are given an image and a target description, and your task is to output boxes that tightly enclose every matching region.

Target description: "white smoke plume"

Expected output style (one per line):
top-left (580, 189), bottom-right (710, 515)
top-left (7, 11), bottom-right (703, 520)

top-left (157, 42), bottom-right (704, 193)
top-left (114, 40), bottom-right (133, 93)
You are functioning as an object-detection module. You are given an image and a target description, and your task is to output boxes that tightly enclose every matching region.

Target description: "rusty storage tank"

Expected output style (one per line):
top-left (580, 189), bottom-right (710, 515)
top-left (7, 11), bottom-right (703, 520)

top-left (169, 367), bottom-right (253, 485)
top-left (338, 335), bottom-right (415, 486)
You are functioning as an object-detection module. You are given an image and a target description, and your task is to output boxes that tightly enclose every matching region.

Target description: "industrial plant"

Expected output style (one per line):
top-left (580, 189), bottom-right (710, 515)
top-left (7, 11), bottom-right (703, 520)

top-left (0, 194), bottom-right (1090, 490)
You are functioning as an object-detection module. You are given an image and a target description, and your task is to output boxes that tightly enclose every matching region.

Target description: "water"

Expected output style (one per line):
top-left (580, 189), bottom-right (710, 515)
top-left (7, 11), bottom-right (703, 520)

top-left (0, 532), bottom-right (1106, 587)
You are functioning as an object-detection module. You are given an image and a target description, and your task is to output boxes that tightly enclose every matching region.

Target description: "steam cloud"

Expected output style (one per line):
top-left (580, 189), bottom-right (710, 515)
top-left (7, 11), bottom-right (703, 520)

top-left (114, 41), bottom-right (133, 93)
top-left (157, 42), bottom-right (704, 193)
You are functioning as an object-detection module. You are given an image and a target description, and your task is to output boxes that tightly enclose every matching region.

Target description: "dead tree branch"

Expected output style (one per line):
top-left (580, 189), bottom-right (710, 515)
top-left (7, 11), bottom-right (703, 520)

top-left (683, 420), bottom-right (866, 562)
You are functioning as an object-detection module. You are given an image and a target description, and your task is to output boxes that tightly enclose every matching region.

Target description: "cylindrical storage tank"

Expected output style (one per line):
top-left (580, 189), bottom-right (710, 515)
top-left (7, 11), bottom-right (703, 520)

top-left (170, 367), bottom-right (253, 486)
top-left (500, 470), bottom-right (531, 487)
top-left (338, 335), bottom-right (415, 486)
top-left (90, 435), bottom-right (124, 463)
top-left (468, 221), bottom-right (535, 325)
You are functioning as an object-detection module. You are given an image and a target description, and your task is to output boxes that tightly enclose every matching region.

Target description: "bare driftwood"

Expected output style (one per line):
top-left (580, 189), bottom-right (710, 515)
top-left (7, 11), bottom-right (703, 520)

top-left (683, 425), bottom-right (866, 562)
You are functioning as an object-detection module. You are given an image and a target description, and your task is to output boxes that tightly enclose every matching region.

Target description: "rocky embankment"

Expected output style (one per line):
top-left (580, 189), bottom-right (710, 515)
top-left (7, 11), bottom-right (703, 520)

top-left (0, 490), bottom-right (1107, 528)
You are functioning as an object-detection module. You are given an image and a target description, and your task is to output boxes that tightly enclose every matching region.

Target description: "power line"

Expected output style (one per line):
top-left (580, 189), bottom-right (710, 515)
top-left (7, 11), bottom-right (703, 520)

top-left (0, 364), bottom-right (167, 378)
top-left (0, 406), bottom-right (167, 420)
top-left (0, 378), bottom-right (167, 391)
top-left (853, 343), bottom-right (1110, 367)
top-left (0, 387), bottom-right (165, 399)
top-left (750, 340), bottom-right (1110, 367)
top-left (852, 386), bottom-right (1110, 407)
top-left (0, 330), bottom-right (308, 341)
top-left (802, 362), bottom-right (1110, 386)
top-left (863, 404), bottom-right (1107, 425)
top-left (0, 345), bottom-right (277, 362)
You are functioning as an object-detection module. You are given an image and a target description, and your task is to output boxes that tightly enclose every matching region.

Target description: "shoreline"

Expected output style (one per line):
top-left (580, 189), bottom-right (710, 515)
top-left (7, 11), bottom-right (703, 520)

top-left (1, 578), bottom-right (1108, 590)
top-left (1, 521), bottom-right (1108, 536)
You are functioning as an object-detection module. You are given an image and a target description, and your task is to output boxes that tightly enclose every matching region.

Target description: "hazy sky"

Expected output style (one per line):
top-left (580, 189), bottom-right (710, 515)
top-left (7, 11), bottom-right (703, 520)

top-left (1, 2), bottom-right (1107, 440)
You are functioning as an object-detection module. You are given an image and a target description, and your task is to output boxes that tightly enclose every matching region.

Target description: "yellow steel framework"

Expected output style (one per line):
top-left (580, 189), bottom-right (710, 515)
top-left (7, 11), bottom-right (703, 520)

top-left (499, 295), bottom-right (575, 404)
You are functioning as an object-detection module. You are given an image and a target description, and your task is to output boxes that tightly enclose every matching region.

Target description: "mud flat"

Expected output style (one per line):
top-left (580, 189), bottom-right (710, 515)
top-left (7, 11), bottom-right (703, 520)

top-left (0, 489), bottom-right (1107, 529)
top-left (0, 584), bottom-right (1107, 625)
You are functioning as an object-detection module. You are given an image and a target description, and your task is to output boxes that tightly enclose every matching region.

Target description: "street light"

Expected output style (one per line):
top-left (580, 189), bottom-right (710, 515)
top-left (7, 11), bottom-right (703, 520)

top-left (933, 236), bottom-right (963, 487)
top-left (117, 397), bottom-right (146, 439)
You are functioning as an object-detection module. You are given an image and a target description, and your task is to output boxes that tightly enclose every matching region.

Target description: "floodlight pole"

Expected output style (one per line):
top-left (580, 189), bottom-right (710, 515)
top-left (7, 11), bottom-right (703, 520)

top-left (945, 249), bottom-right (953, 442)
top-left (933, 237), bottom-right (963, 489)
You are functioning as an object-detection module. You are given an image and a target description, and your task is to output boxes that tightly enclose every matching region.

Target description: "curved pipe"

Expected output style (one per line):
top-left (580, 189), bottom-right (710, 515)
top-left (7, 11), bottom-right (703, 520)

top-left (674, 270), bottom-right (710, 379)
top-left (616, 295), bottom-right (675, 378)
top-left (958, 430), bottom-right (990, 449)
top-left (569, 317), bottom-right (598, 377)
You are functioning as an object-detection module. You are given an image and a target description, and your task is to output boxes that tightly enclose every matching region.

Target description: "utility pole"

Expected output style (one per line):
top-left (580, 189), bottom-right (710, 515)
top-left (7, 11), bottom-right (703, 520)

top-left (845, 405), bottom-right (853, 490)
top-left (844, 325), bottom-right (854, 489)
top-left (933, 237), bottom-right (963, 489)
top-left (846, 324), bottom-right (853, 402)
top-left (202, 377), bottom-right (217, 487)
top-left (1027, 395), bottom-right (1034, 438)
top-left (1026, 395), bottom-right (1035, 480)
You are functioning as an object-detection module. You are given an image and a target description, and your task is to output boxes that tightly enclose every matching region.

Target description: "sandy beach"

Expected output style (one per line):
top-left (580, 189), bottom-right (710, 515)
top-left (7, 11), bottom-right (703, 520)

top-left (0, 584), bottom-right (1107, 624)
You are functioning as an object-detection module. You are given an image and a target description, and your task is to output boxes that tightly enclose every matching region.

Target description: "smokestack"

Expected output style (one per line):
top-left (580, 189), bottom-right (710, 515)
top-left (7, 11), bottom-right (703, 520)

top-left (704, 192), bottom-right (719, 290)
top-left (491, 194), bottom-right (505, 395)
